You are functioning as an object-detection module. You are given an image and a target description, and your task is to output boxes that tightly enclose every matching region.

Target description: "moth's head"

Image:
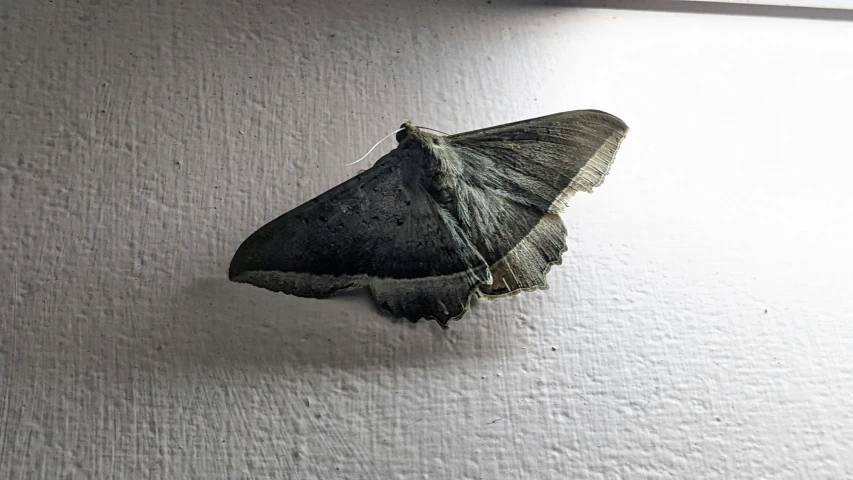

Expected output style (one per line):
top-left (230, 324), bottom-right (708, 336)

top-left (396, 122), bottom-right (445, 150)
top-left (396, 122), bottom-right (418, 144)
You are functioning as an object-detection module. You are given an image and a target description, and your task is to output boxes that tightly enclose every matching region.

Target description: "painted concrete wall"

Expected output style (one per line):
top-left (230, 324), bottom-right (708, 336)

top-left (2, 0), bottom-right (852, 478)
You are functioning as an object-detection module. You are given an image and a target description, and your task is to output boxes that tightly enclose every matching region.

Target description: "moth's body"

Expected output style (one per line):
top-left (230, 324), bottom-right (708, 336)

top-left (229, 110), bottom-right (628, 328)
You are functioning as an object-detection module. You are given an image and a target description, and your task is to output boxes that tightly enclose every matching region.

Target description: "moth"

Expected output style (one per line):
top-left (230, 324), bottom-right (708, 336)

top-left (229, 110), bottom-right (628, 329)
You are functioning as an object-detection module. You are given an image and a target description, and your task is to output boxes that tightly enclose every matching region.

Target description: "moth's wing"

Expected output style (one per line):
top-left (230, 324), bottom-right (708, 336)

top-left (446, 110), bottom-right (628, 297)
top-left (448, 110), bottom-right (628, 213)
top-left (228, 153), bottom-right (491, 326)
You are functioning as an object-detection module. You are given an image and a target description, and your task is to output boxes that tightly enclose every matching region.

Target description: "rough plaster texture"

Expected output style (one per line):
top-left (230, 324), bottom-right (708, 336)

top-left (2, 0), bottom-right (853, 478)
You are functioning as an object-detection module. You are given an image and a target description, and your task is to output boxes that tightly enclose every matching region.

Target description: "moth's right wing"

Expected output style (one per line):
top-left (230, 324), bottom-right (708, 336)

top-left (446, 110), bottom-right (629, 297)
top-left (447, 110), bottom-right (628, 214)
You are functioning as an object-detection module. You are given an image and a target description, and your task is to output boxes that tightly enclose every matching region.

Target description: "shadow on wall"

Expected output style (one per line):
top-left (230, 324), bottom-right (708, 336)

top-left (158, 277), bottom-right (532, 372)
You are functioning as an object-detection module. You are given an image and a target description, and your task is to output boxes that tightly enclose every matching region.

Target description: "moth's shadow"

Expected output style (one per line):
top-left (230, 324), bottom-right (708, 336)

top-left (164, 278), bottom-right (530, 371)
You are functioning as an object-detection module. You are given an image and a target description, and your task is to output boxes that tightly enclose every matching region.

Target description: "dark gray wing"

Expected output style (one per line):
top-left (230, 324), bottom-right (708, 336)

top-left (446, 110), bottom-right (628, 297)
top-left (228, 153), bottom-right (491, 327)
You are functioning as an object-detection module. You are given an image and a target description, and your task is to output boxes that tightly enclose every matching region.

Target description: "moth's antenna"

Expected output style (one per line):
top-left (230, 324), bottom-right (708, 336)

top-left (416, 126), bottom-right (450, 136)
top-left (347, 128), bottom-right (405, 166)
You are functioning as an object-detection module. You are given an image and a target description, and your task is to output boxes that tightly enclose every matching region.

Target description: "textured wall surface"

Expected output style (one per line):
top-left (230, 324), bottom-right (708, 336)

top-left (2, 0), bottom-right (853, 478)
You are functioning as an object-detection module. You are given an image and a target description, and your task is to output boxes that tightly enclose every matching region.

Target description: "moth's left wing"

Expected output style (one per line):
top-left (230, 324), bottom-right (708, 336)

top-left (228, 153), bottom-right (491, 326)
top-left (446, 110), bottom-right (628, 297)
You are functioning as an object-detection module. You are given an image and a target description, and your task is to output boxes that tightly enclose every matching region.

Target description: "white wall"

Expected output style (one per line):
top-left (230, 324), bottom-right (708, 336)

top-left (2, 0), bottom-right (852, 478)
